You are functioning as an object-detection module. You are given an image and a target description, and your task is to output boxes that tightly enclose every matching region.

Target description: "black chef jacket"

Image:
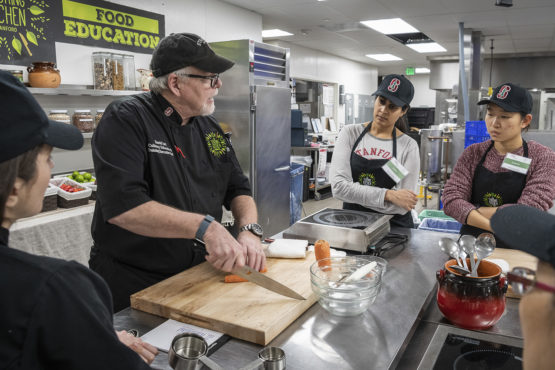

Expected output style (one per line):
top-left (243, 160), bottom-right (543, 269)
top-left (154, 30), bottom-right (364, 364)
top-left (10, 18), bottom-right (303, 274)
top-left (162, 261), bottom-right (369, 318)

top-left (91, 92), bottom-right (251, 275)
top-left (0, 227), bottom-right (151, 370)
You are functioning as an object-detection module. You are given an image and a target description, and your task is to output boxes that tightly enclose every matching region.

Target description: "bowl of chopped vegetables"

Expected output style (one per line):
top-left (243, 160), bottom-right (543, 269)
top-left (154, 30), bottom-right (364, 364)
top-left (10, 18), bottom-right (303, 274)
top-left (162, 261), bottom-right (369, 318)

top-left (310, 256), bottom-right (387, 316)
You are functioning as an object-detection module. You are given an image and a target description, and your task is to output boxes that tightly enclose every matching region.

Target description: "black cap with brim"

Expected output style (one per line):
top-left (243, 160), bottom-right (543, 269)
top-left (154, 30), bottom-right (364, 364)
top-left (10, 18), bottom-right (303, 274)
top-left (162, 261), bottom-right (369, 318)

top-left (371, 74), bottom-right (414, 108)
top-left (0, 71), bottom-right (83, 163)
top-left (477, 98), bottom-right (521, 113)
top-left (372, 91), bottom-right (406, 108)
top-left (477, 83), bottom-right (533, 114)
top-left (45, 119), bottom-right (84, 150)
top-left (150, 33), bottom-right (234, 77)
top-left (491, 205), bottom-right (555, 268)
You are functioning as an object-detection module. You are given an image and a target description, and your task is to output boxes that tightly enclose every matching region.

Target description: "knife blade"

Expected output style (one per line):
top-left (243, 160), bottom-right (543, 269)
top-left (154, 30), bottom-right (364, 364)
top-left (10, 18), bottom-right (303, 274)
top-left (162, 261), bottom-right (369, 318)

top-left (234, 265), bottom-right (306, 300)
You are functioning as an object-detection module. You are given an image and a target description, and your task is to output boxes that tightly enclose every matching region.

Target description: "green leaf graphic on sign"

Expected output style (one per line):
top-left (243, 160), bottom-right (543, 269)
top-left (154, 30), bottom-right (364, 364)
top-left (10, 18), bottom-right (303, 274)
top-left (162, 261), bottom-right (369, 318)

top-left (12, 37), bottom-right (22, 55)
top-left (26, 31), bottom-right (38, 46)
top-left (29, 6), bottom-right (44, 15)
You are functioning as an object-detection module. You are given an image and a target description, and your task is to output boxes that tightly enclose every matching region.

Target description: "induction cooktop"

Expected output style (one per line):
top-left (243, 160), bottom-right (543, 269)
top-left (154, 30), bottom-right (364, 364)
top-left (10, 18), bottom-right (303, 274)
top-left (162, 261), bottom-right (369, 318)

top-left (282, 208), bottom-right (392, 253)
top-left (417, 326), bottom-right (523, 370)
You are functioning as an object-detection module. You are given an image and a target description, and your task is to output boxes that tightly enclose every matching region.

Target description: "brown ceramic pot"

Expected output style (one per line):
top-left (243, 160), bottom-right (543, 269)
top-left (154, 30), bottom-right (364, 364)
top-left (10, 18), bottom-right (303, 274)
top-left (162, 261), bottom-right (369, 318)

top-left (27, 62), bottom-right (61, 88)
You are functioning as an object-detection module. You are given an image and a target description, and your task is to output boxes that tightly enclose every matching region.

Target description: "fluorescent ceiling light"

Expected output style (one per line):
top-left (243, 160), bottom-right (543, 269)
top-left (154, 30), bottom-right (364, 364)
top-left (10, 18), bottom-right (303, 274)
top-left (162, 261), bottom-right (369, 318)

top-left (406, 42), bottom-right (446, 53)
top-left (365, 54), bottom-right (402, 61)
top-left (415, 67), bottom-right (430, 74)
top-left (360, 18), bottom-right (419, 35)
top-left (262, 29), bottom-right (293, 38)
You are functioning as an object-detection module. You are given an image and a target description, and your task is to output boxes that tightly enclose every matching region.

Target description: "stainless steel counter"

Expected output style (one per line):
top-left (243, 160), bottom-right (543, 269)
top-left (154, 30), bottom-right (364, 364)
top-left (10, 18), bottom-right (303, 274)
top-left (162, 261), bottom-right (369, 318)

top-left (113, 228), bottom-right (522, 369)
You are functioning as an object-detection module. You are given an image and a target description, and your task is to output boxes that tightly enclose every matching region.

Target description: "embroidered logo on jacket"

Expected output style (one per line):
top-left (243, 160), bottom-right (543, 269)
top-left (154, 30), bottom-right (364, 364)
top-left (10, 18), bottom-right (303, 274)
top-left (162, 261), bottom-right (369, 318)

top-left (358, 173), bottom-right (376, 186)
top-left (496, 85), bottom-right (511, 100)
top-left (483, 192), bottom-right (503, 207)
top-left (205, 132), bottom-right (228, 157)
top-left (147, 140), bottom-right (174, 156)
top-left (388, 78), bottom-right (401, 92)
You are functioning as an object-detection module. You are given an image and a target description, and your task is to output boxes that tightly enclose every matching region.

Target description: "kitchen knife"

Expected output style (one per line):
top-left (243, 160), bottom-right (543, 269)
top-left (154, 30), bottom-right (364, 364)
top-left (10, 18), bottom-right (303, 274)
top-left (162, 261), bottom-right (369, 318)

top-left (234, 265), bottom-right (306, 300)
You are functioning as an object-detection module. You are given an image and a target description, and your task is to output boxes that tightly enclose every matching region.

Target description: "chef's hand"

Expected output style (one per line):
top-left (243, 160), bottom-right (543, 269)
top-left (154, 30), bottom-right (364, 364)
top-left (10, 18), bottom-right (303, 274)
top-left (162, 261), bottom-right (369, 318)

top-left (203, 221), bottom-right (247, 272)
top-left (385, 189), bottom-right (418, 211)
top-left (116, 330), bottom-right (158, 364)
top-left (237, 231), bottom-right (266, 272)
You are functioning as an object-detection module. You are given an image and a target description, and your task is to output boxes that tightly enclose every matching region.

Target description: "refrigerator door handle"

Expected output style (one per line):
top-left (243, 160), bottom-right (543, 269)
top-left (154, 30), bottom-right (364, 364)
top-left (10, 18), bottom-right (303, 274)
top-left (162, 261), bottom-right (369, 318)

top-left (274, 165), bottom-right (291, 172)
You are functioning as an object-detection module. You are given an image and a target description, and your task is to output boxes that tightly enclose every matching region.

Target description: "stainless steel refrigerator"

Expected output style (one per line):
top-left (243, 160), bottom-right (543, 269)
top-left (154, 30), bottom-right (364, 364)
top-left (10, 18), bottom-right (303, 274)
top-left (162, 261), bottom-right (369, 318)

top-left (210, 40), bottom-right (291, 237)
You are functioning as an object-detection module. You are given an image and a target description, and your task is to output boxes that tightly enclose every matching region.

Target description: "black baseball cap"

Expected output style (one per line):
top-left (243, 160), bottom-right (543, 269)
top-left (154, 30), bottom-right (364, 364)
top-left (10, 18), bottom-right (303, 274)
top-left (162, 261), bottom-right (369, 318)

top-left (150, 33), bottom-right (234, 77)
top-left (0, 71), bottom-right (83, 163)
top-left (477, 82), bottom-right (533, 114)
top-left (372, 74), bottom-right (414, 107)
top-left (491, 205), bottom-right (555, 268)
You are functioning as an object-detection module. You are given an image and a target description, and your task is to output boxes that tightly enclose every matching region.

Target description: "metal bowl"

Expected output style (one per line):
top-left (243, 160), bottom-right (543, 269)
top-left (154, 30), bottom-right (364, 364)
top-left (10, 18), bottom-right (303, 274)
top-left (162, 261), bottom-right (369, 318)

top-left (310, 256), bottom-right (387, 316)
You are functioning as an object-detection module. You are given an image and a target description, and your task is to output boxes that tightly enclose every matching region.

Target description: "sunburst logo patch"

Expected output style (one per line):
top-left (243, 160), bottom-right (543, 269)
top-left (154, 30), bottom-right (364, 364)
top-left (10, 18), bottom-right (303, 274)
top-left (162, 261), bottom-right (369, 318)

top-left (205, 132), bottom-right (227, 157)
top-left (483, 192), bottom-right (503, 207)
top-left (358, 173), bottom-right (376, 186)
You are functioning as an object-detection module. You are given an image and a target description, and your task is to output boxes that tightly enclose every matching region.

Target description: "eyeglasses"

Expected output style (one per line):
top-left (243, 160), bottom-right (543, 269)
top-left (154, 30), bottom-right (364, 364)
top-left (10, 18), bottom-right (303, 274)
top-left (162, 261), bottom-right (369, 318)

top-left (507, 267), bottom-right (555, 295)
top-left (175, 73), bottom-right (220, 88)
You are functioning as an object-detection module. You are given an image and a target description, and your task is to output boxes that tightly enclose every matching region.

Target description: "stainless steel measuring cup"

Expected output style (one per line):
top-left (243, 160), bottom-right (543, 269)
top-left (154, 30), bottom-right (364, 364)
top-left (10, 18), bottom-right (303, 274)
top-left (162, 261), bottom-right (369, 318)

top-left (168, 333), bottom-right (223, 370)
top-left (238, 346), bottom-right (286, 370)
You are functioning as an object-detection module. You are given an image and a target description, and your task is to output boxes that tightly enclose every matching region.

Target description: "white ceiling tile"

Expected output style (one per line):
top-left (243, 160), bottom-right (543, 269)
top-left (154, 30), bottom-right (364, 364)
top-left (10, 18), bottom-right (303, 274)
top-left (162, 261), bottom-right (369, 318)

top-left (509, 24), bottom-right (555, 39)
top-left (222, 0), bottom-right (555, 73)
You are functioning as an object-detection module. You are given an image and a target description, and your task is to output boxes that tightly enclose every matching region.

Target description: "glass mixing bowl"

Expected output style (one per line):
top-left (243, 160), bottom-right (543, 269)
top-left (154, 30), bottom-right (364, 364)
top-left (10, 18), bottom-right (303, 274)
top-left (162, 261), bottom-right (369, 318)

top-left (310, 256), bottom-right (387, 316)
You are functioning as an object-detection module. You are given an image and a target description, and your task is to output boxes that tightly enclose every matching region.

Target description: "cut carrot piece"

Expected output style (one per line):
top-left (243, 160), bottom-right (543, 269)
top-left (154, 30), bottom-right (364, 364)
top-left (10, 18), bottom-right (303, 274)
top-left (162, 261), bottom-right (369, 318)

top-left (224, 267), bottom-right (268, 283)
top-left (314, 239), bottom-right (331, 267)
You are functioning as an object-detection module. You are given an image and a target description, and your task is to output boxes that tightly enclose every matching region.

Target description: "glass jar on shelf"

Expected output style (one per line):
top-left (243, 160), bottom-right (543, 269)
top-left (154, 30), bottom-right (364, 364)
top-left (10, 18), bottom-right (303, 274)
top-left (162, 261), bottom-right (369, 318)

top-left (110, 53), bottom-right (125, 90)
top-left (48, 110), bottom-right (71, 124)
top-left (72, 110), bottom-right (94, 132)
top-left (122, 54), bottom-right (136, 90)
top-left (92, 52), bottom-right (113, 90)
top-left (94, 109), bottom-right (104, 128)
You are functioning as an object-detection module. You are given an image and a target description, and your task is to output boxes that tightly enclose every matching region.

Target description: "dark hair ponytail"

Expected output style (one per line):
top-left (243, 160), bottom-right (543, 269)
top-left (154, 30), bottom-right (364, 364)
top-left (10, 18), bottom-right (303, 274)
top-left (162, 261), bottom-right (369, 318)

top-left (394, 105), bottom-right (410, 133)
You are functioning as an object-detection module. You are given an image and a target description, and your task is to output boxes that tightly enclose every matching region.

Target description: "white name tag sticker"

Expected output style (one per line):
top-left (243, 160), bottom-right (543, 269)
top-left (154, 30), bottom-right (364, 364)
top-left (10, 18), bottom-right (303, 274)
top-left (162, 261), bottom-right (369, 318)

top-left (382, 157), bottom-right (409, 183)
top-left (501, 153), bottom-right (531, 175)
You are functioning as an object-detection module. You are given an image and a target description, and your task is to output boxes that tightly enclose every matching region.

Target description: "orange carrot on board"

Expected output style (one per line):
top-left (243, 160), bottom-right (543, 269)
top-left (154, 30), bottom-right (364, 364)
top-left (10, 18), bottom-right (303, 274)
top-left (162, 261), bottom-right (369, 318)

top-left (224, 267), bottom-right (268, 283)
top-left (314, 239), bottom-right (331, 268)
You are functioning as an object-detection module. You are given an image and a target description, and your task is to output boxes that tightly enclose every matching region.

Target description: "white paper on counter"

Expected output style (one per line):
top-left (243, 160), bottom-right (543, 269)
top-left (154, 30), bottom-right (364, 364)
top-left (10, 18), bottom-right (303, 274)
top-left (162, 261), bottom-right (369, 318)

top-left (265, 239), bottom-right (308, 258)
top-left (141, 319), bottom-right (224, 352)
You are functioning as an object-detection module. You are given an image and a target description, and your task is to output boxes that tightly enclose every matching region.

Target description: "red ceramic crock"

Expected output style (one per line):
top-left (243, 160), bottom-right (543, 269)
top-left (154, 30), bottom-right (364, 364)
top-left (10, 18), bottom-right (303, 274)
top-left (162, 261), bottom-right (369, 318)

top-left (436, 259), bottom-right (507, 330)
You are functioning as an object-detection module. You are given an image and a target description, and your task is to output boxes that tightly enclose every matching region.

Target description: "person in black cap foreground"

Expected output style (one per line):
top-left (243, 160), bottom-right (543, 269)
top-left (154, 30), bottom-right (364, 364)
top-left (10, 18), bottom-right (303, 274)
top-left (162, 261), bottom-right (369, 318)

top-left (330, 74), bottom-right (420, 228)
top-left (491, 205), bottom-right (555, 370)
top-left (443, 82), bottom-right (555, 248)
top-left (0, 71), bottom-right (157, 368)
top-left (90, 32), bottom-right (265, 312)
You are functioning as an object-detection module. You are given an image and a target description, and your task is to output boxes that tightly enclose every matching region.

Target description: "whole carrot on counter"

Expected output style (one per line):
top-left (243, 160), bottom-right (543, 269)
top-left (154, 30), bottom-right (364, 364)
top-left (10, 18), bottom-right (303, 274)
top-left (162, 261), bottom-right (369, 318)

top-left (224, 267), bottom-right (268, 283)
top-left (314, 239), bottom-right (331, 268)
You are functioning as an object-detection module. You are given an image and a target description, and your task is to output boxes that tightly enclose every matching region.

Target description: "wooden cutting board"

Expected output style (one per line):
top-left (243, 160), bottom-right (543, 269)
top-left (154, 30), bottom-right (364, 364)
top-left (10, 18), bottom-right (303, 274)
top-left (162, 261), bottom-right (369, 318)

top-left (485, 247), bottom-right (538, 299)
top-left (131, 252), bottom-right (317, 345)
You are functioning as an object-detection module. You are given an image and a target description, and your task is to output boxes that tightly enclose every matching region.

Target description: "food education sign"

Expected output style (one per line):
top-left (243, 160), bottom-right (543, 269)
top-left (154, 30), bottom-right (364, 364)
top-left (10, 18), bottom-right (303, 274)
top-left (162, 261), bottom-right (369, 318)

top-left (56, 0), bottom-right (164, 53)
top-left (0, 0), bottom-right (57, 65)
top-left (0, 0), bottom-right (164, 66)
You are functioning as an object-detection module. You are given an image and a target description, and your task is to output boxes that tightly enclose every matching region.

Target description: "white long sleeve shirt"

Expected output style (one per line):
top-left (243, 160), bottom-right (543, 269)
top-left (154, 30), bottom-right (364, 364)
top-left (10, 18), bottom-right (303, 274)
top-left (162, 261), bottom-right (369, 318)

top-left (330, 123), bottom-right (420, 215)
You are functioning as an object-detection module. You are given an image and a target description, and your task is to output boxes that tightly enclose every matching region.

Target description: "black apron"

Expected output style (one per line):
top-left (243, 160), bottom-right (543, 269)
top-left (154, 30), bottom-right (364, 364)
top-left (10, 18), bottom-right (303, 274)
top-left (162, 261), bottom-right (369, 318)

top-left (460, 140), bottom-right (528, 248)
top-left (343, 123), bottom-right (414, 228)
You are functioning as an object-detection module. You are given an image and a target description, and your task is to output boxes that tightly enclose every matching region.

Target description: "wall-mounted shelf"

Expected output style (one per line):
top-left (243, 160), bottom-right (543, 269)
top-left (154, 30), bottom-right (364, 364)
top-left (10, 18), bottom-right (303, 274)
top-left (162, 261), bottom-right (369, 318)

top-left (28, 86), bottom-right (142, 96)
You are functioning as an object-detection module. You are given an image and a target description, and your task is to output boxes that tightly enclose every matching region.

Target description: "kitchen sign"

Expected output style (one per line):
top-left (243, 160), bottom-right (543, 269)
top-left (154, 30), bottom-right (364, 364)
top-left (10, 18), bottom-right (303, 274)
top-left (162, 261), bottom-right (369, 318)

top-left (0, 0), bottom-right (58, 65)
top-left (55, 0), bottom-right (164, 53)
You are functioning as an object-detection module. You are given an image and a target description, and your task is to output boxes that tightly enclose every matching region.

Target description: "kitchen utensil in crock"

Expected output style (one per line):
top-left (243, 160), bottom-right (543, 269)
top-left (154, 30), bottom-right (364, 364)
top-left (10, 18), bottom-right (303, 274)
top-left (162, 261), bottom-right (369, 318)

top-left (439, 238), bottom-right (463, 267)
top-left (168, 333), bottom-right (223, 370)
top-left (238, 347), bottom-right (286, 370)
top-left (473, 233), bottom-right (496, 275)
top-left (436, 259), bottom-right (507, 330)
top-left (459, 235), bottom-right (476, 275)
top-left (450, 265), bottom-right (471, 275)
